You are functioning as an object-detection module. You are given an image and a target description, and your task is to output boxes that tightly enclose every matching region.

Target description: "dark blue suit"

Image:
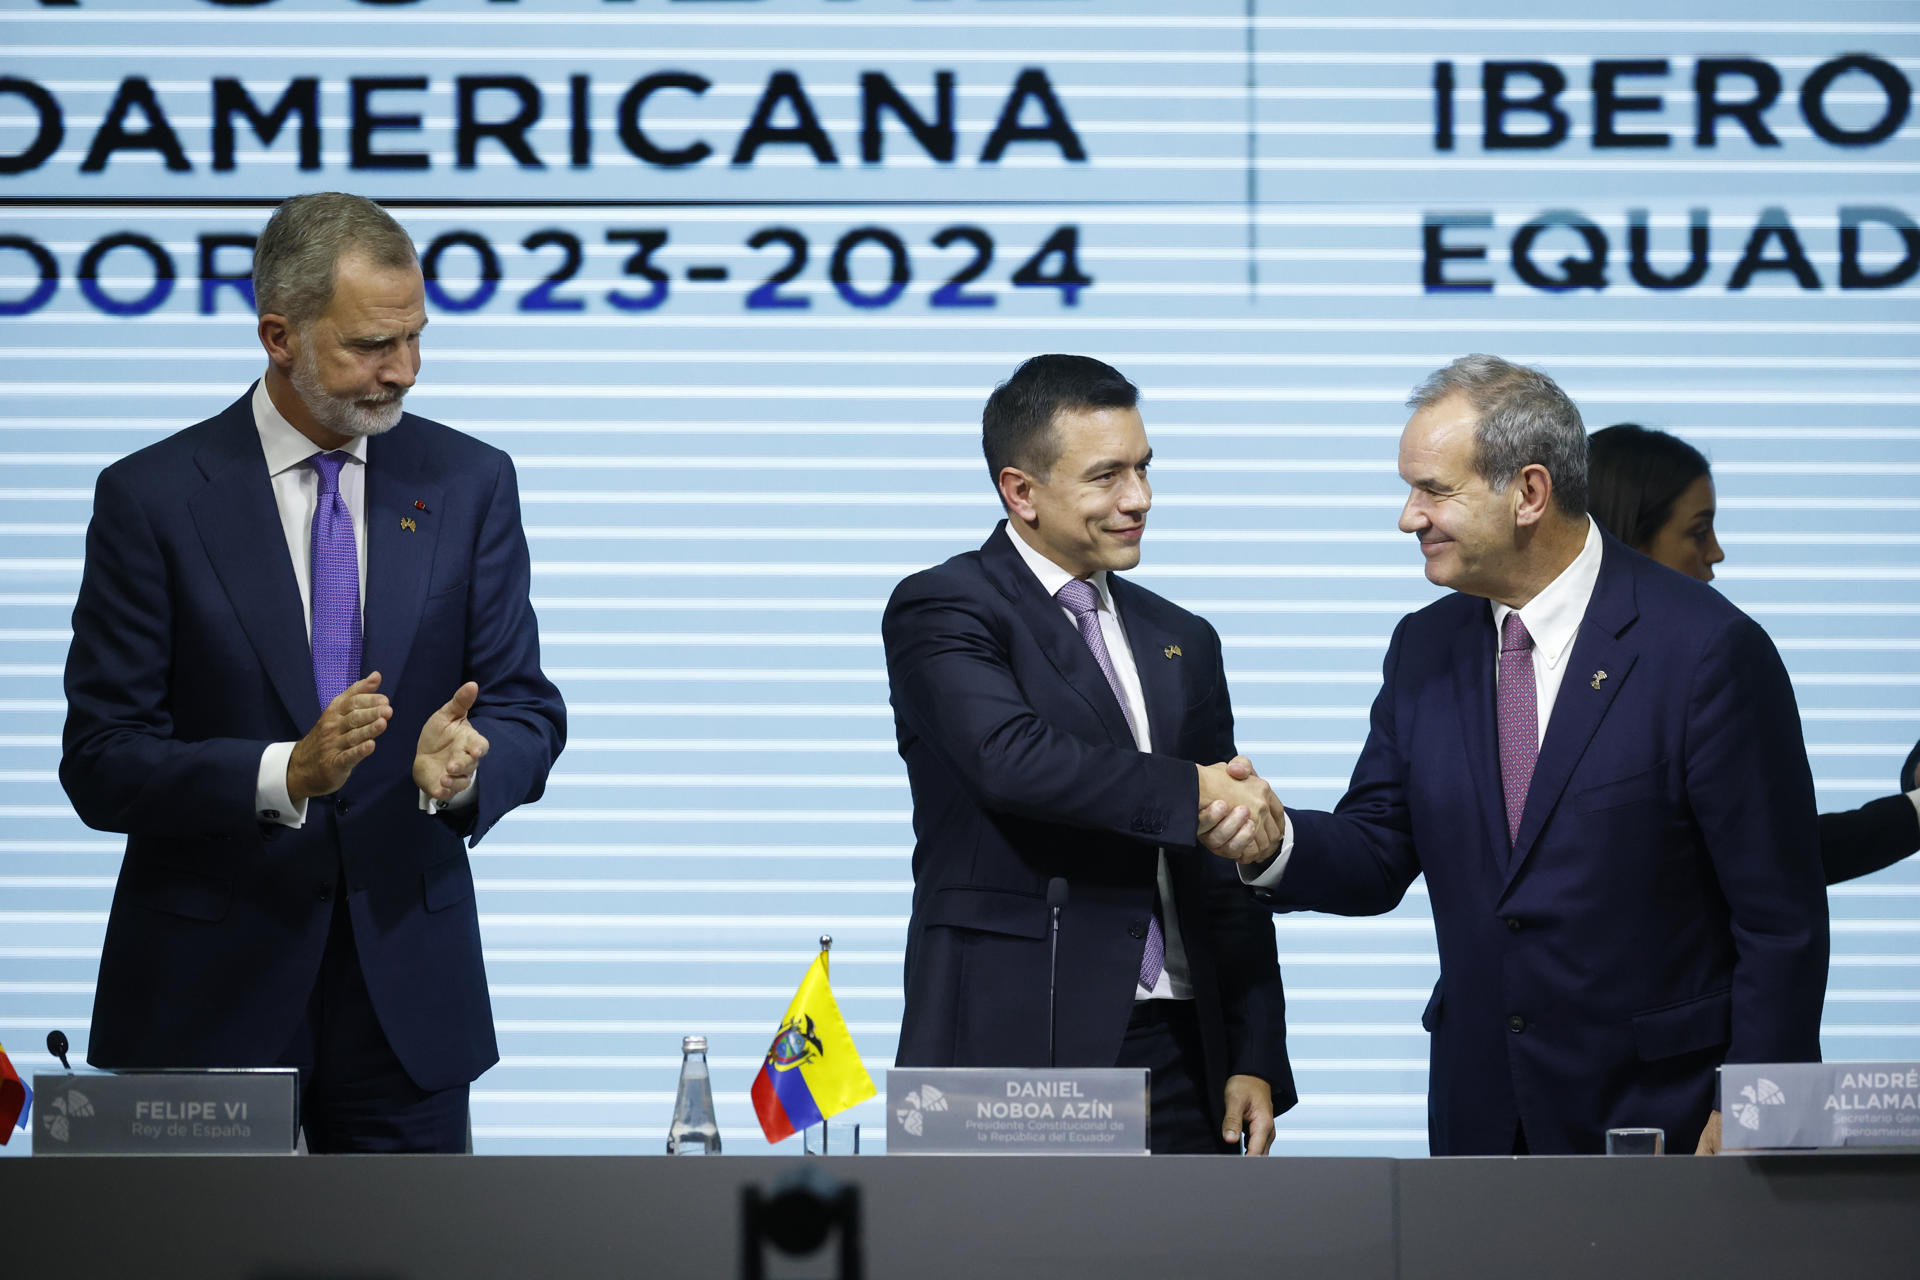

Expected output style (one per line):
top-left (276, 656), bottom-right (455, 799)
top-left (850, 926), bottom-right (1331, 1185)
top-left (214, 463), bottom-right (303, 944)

top-left (1256, 532), bottom-right (1827, 1155)
top-left (1818, 738), bottom-right (1920, 884)
top-left (884, 525), bottom-right (1294, 1130)
top-left (62, 388), bottom-right (565, 1095)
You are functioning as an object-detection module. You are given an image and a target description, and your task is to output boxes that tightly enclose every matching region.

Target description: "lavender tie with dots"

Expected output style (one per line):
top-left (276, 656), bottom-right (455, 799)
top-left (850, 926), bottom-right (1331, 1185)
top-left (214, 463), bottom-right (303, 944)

top-left (1497, 611), bottom-right (1538, 846)
top-left (309, 451), bottom-right (362, 708)
top-left (1055, 577), bottom-right (1163, 990)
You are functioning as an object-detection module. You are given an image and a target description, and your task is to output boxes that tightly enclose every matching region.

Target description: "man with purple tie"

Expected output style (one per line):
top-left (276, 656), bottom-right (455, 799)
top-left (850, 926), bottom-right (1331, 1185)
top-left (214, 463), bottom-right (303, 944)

top-left (884, 355), bottom-right (1294, 1154)
top-left (1216, 356), bottom-right (1828, 1156)
top-left (61, 193), bottom-right (566, 1152)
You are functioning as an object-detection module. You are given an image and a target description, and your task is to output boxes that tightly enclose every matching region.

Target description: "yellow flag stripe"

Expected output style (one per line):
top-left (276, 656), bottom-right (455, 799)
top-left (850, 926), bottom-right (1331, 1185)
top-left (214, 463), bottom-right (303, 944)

top-left (785, 953), bottom-right (876, 1118)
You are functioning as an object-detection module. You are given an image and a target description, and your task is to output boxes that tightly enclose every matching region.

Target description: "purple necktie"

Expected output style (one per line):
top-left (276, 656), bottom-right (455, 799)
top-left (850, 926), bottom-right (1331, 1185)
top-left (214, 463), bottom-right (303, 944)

top-left (1055, 578), bottom-right (1163, 990)
top-left (1497, 612), bottom-right (1538, 845)
top-left (309, 451), bottom-right (361, 709)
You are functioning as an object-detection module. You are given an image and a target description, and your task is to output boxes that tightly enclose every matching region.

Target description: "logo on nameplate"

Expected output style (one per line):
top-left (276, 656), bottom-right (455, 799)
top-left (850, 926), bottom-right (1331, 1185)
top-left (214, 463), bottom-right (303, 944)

top-left (1730, 1077), bottom-right (1786, 1131)
top-left (895, 1084), bottom-right (949, 1137)
top-left (40, 1088), bottom-right (93, 1144)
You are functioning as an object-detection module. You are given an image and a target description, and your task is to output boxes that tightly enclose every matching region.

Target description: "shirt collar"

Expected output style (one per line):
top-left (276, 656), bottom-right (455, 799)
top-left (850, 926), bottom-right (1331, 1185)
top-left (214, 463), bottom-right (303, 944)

top-left (1003, 522), bottom-right (1115, 613)
top-left (1491, 516), bottom-right (1603, 671)
top-left (251, 377), bottom-right (369, 478)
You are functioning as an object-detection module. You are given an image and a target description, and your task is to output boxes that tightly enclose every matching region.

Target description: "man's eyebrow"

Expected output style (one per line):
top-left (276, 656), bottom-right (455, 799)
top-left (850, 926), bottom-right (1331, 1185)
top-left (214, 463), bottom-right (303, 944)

top-left (1079, 450), bottom-right (1152, 478)
top-left (347, 318), bottom-right (429, 345)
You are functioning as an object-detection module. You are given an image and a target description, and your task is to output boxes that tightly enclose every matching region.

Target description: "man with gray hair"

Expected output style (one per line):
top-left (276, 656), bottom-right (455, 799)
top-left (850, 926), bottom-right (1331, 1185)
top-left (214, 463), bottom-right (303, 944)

top-left (1204, 355), bottom-right (1828, 1156)
top-left (62, 192), bottom-right (566, 1151)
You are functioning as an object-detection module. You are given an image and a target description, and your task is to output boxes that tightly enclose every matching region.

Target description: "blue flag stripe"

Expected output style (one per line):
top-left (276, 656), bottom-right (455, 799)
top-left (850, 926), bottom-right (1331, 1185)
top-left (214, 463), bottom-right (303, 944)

top-left (767, 1064), bottom-right (825, 1132)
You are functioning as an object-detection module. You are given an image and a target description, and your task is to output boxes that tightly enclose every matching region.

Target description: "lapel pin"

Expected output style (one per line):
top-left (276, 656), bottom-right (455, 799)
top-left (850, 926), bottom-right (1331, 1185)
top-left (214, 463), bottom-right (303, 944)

top-left (400, 517), bottom-right (417, 533)
top-left (1163, 644), bottom-right (1183, 660)
top-left (413, 500), bottom-right (429, 513)
top-left (1591, 669), bottom-right (1607, 690)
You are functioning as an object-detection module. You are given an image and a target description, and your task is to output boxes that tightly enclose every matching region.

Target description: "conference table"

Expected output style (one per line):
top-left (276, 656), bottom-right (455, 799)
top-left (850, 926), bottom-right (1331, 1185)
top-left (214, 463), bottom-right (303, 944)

top-left (5, 1150), bottom-right (1917, 1277)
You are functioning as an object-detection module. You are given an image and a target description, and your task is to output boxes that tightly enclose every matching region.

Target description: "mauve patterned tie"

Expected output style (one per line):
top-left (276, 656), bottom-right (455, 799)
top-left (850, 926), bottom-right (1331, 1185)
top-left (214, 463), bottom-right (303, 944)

top-left (1055, 578), bottom-right (1163, 990)
top-left (309, 451), bottom-right (362, 708)
top-left (1497, 611), bottom-right (1538, 846)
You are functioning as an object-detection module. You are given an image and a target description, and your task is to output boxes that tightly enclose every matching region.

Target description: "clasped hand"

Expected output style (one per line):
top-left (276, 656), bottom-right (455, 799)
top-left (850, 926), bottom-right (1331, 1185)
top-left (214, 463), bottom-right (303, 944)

top-left (1195, 756), bottom-right (1285, 865)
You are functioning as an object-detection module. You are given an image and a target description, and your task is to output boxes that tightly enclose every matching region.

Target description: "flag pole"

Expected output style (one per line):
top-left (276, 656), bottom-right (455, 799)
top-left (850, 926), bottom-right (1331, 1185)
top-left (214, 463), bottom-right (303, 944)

top-left (812, 934), bottom-right (834, 1153)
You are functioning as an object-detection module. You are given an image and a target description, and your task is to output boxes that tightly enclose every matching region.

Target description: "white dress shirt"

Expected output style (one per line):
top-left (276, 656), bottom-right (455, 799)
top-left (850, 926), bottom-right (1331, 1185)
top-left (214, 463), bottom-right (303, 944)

top-left (1489, 516), bottom-right (1605, 748)
top-left (249, 379), bottom-right (476, 826)
top-left (1247, 517), bottom-right (1605, 891)
top-left (1005, 524), bottom-right (1193, 1001)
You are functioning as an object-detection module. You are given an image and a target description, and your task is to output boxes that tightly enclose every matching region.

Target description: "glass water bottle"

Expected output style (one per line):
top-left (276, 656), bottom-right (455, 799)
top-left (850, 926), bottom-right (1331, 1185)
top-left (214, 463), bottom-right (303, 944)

top-left (667, 1034), bottom-right (722, 1155)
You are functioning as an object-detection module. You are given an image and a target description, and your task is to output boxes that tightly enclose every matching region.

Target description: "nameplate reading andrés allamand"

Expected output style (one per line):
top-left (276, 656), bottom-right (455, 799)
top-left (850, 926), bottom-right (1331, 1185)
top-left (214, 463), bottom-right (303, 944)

top-left (1720, 1061), bottom-right (1920, 1151)
top-left (32, 1069), bottom-right (299, 1156)
top-left (886, 1068), bottom-right (1149, 1155)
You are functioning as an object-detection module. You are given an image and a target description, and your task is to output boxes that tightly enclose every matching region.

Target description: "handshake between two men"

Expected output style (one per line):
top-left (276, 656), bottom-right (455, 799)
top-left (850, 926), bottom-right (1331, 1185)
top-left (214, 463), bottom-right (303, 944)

top-left (1195, 757), bottom-right (1285, 866)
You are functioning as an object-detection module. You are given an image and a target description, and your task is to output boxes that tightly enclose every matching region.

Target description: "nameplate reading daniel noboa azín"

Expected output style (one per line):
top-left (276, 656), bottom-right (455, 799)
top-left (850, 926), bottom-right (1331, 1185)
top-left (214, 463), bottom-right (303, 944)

top-left (887, 1068), bottom-right (1148, 1155)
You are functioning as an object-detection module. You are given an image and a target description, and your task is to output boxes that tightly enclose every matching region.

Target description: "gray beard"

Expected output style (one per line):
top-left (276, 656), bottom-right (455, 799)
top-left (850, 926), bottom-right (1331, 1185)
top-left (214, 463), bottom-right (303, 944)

top-left (290, 345), bottom-right (405, 439)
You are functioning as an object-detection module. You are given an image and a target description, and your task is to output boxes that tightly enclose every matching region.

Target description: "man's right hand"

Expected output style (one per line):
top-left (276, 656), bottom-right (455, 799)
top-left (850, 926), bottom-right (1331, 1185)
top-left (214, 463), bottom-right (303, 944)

top-left (1196, 758), bottom-right (1284, 863)
top-left (286, 672), bottom-right (391, 803)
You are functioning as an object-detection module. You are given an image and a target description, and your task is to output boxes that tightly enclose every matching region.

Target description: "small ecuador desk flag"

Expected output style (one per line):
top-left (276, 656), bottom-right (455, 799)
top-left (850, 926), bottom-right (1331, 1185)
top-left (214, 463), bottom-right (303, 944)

top-left (750, 939), bottom-right (875, 1144)
top-left (0, 1041), bottom-right (32, 1143)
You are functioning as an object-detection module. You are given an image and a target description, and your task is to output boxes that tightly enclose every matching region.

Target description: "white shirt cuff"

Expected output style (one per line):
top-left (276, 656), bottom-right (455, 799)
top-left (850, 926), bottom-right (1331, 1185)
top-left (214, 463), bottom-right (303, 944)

top-left (1907, 789), bottom-right (1920, 826)
top-left (420, 767), bottom-right (481, 816)
top-left (1239, 812), bottom-right (1296, 889)
top-left (255, 742), bottom-right (307, 828)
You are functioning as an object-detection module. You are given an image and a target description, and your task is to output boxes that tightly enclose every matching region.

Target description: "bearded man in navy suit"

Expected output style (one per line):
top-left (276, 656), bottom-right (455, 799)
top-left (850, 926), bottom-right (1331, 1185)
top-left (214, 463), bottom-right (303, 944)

top-left (884, 355), bottom-right (1294, 1154)
top-left (61, 193), bottom-right (566, 1152)
top-left (1220, 356), bottom-right (1827, 1156)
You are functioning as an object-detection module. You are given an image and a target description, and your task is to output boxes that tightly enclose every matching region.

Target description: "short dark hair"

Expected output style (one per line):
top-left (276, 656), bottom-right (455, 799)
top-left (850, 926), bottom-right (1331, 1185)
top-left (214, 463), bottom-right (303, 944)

top-left (1407, 354), bottom-right (1589, 518)
top-left (982, 355), bottom-right (1138, 503)
top-left (1587, 423), bottom-right (1712, 551)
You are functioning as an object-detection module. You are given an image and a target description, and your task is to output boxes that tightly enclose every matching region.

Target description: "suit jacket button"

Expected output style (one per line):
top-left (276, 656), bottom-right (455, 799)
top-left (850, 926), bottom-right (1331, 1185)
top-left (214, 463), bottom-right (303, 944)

top-left (316, 883), bottom-right (332, 902)
top-left (1505, 917), bottom-right (1522, 933)
top-left (1128, 921), bottom-right (1147, 940)
top-left (1508, 1015), bottom-right (1526, 1033)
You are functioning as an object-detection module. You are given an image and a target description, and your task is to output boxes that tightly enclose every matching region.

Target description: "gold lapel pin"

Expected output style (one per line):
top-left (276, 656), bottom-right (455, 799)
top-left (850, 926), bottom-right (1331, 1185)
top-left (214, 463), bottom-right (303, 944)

top-left (1591, 669), bottom-right (1608, 690)
top-left (400, 517), bottom-right (417, 533)
top-left (1163, 644), bottom-right (1183, 660)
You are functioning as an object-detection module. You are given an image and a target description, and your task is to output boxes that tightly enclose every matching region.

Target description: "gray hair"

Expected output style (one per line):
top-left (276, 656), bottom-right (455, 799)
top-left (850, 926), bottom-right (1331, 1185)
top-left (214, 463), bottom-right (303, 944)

top-left (1407, 354), bottom-right (1589, 518)
top-left (253, 192), bottom-right (417, 328)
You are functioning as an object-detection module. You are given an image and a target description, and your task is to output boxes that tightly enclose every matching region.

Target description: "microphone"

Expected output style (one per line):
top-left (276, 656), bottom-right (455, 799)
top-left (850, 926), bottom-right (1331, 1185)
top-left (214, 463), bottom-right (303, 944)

top-left (1045, 878), bottom-right (1068, 1069)
top-left (47, 1029), bottom-right (70, 1069)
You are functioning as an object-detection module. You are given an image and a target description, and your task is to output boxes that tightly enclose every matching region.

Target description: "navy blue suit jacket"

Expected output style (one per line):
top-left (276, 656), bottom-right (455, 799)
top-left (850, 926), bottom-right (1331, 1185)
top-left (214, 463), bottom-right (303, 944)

top-left (1817, 737), bottom-right (1920, 884)
top-left (883, 525), bottom-right (1295, 1126)
top-left (62, 388), bottom-right (566, 1092)
top-left (1256, 532), bottom-right (1827, 1154)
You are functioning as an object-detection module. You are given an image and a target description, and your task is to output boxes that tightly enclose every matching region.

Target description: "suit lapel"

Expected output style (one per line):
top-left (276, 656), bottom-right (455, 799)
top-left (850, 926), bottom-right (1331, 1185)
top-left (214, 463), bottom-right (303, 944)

top-left (187, 398), bottom-right (318, 734)
top-left (1108, 575), bottom-right (1185, 752)
top-left (981, 523), bottom-right (1134, 748)
top-left (1449, 601), bottom-right (1511, 876)
top-left (1500, 537), bottom-right (1641, 899)
top-left (360, 421), bottom-right (444, 700)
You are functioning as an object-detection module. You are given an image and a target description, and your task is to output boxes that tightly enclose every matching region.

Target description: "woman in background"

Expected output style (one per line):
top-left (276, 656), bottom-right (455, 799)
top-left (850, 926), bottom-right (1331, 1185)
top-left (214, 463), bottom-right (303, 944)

top-left (1587, 423), bottom-right (1920, 884)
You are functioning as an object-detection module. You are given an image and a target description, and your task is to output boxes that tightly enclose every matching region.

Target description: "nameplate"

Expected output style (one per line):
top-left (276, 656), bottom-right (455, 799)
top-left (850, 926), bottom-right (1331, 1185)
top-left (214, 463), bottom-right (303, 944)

top-left (1719, 1061), bottom-right (1920, 1151)
top-left (886, 1068), bottom-right (1149, 1155)
top-left (32, 1070), bottom-right (299, 1156)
